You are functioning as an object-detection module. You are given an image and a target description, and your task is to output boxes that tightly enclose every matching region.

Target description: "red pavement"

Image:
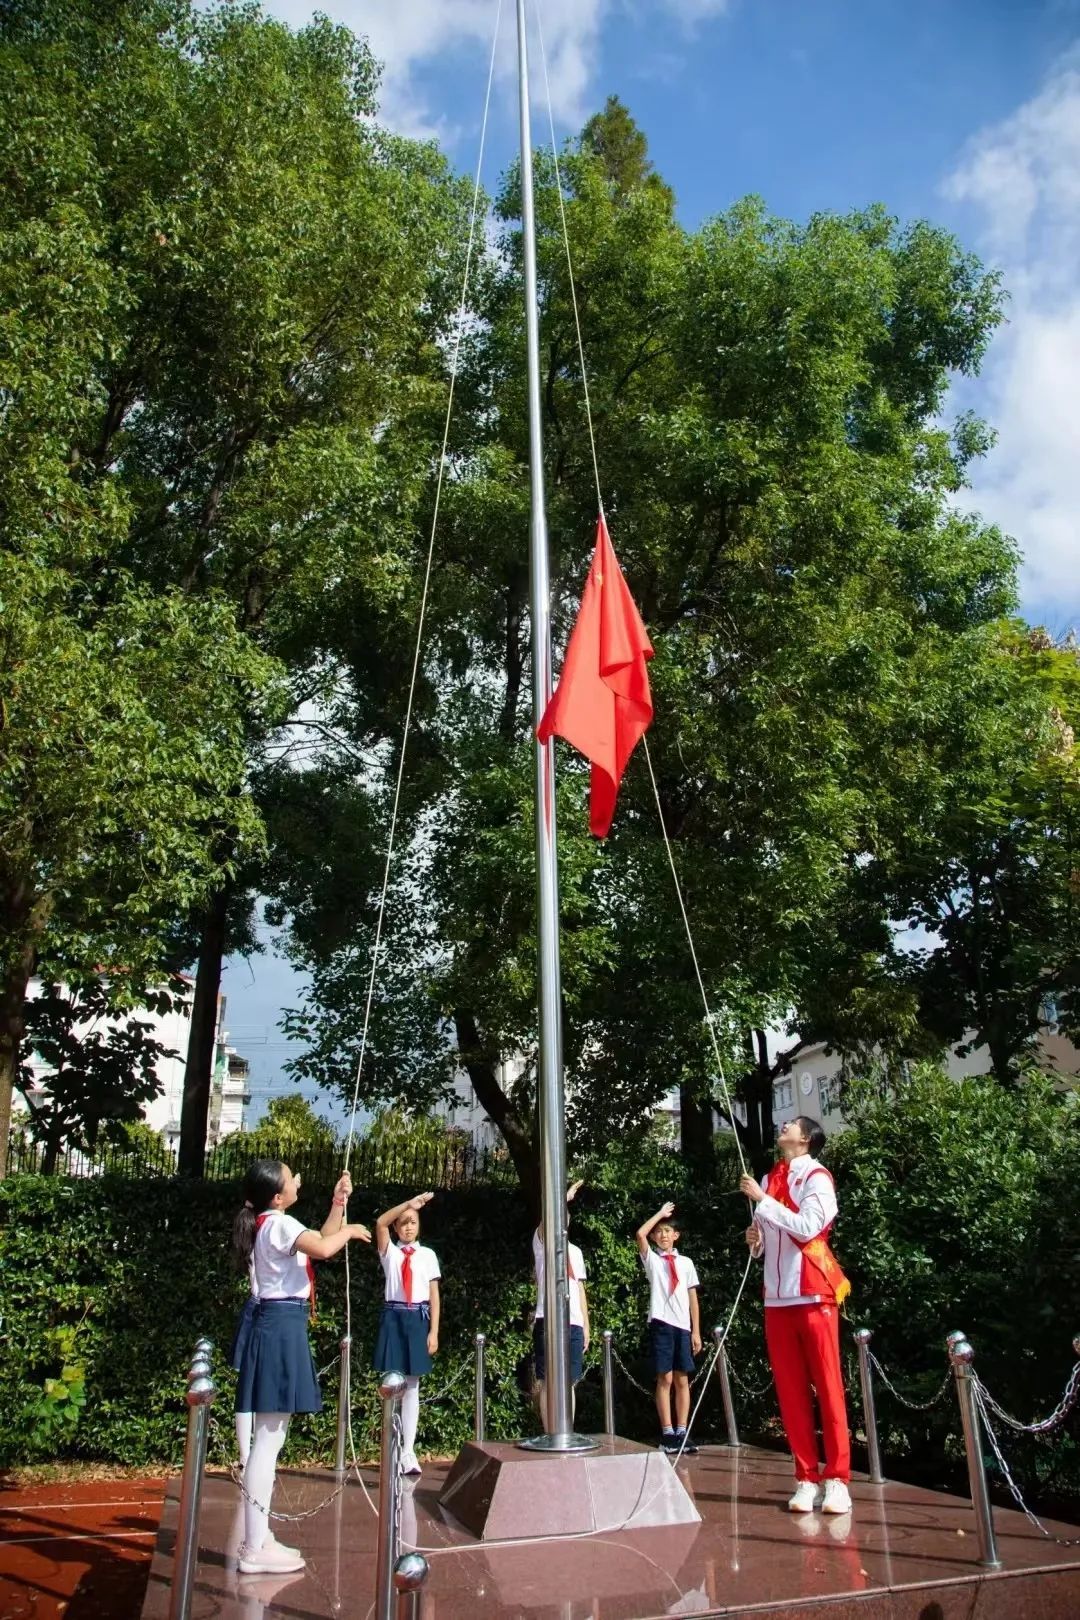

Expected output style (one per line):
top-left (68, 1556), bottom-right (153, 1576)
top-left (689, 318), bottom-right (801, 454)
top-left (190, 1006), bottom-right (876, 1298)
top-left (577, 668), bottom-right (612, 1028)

top-left (0, 1476), bottom-right (167, 1619)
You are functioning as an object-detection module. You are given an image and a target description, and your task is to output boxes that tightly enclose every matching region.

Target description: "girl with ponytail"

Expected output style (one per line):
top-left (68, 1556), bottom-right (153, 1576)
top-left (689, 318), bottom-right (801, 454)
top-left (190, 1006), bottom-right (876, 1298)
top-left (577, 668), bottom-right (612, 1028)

top-left (229, 1159), bottom-right (371, 1576)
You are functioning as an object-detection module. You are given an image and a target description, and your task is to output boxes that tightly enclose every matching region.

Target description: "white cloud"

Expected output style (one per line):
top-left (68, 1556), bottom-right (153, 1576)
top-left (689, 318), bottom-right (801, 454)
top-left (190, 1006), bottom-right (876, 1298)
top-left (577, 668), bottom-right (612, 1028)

top-left (265, 1), bottom-right (734, 138)
top-left (944, 55), bottom-right (1080, 623)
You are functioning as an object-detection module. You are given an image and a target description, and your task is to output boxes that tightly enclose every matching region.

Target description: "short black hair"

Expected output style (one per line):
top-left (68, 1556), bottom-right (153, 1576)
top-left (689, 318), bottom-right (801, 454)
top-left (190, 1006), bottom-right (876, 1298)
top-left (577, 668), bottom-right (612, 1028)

top-left (795, 1116), bottom-right (826, 1158)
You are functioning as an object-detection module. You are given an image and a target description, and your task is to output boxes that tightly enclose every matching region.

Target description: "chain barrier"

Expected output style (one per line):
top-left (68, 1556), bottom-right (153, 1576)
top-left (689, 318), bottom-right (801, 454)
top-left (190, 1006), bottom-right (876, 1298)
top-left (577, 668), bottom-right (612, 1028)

top-left (974, 1363), bottom-right (1080, 1438)
top-left (867, 1351), bottom-right (952, 1413)
top-left (418, 1356), bottom-right (473, 1408)
top-left (728, 1357), bottom-right (772, 1399)
top-left (609, 1342), bottom-right (657, 1399)
top-left (973, 1385), bottom-right (1080, 1549)
top-left (213, 1411), bottom-right (349, 1525)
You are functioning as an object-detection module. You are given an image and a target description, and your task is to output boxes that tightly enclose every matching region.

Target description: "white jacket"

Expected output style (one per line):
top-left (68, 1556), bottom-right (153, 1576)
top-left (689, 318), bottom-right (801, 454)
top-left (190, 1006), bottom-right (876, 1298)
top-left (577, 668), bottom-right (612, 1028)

top-left (752, 1153), bottom-right (838, 1307)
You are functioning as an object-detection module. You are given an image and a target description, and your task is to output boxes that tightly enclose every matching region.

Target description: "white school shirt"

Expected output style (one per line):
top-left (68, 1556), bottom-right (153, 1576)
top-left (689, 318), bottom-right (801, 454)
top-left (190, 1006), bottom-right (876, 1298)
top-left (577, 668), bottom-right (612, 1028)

top-left (642, 1247), bottom-right (700, 1332)
top-left (532, 1231), bottom-right (587, 1328)
top-left (380, 1241), bottom-right (441, 1304)
top-left (752, 1152), bottom-right (838, 1307)
top-left (250, 1211), bottom-right (310, 1299)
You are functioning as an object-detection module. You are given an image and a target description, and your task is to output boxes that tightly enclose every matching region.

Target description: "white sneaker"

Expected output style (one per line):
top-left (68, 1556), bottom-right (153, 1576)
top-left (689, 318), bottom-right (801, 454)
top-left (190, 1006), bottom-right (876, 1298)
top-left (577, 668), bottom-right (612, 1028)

top-left (398, 1450), bottom-right (422, 1477)
top-left (265, 1531), bottom-right (302, 1561)
top-left (788, 1480), bottom-right (820, 1513)
top-left (237, 1540), bottom-right (305, 1575)
top-left (821, 1479), bottom-right (852, 1515)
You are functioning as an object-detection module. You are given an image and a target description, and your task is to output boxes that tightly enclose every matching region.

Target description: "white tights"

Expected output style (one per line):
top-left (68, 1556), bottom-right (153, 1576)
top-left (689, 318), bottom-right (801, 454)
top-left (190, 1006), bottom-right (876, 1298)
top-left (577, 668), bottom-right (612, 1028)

top-left (243, 1412), bottom-right (290, 1552)
top-left (235, 1412), bottom-right (253, 1467)
top-left (401, 1377), bottom-right (420, 1458)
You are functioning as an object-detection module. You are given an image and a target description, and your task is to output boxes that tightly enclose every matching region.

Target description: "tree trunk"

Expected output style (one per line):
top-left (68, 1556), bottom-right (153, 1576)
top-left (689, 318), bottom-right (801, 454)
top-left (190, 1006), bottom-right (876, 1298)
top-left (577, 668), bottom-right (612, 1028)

top-left (0, 872), bottom-right (50, 1182)
top-left (738, 1028), bottom-right (776, 1164)
top-left (177, 881), bottom-right (231, 1176)
top-left (679, 1080), bottom-right (714, 1172)
top-left (453, 1008), bottom-right (540, 1215)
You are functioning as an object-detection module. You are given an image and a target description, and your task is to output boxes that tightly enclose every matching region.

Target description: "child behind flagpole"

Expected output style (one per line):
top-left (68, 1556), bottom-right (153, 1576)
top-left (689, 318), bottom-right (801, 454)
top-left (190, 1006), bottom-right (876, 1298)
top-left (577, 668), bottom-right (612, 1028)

top-left (531, 1178), bottom-right (590, 1429)
top-left (635, 1201), bottom-right (702, 1453)
top-left (373, 1192), bottom-right (441, 1476)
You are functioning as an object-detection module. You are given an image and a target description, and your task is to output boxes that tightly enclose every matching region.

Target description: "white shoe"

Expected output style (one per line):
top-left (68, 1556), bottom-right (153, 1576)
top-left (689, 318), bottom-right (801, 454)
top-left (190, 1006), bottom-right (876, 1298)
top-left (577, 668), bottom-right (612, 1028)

top-left (237, 1539), bottom-right (305, 1575)
top-left (788, 1480), bottom-right (820, 1513)
top-left (821, 1479), bottom-right (852, 1515)
top-left (265, 1531), bottom-right (302, 1561)
top-left (398, 1450), bottom-right (422, 1476)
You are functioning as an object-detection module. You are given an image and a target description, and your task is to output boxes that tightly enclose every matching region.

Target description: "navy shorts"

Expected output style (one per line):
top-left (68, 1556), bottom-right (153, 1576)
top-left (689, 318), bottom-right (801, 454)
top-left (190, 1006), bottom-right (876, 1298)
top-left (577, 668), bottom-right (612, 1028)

top-left (650, 1320), bottom-right (695, 1375)
top-left (533, 1319), bottom-right (584, 1384)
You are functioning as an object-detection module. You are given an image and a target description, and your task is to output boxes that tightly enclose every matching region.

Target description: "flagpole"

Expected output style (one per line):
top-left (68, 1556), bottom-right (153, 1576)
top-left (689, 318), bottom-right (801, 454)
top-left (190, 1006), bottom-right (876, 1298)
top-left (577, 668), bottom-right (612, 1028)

top-left (516, 0), bottom-right (594, 1455)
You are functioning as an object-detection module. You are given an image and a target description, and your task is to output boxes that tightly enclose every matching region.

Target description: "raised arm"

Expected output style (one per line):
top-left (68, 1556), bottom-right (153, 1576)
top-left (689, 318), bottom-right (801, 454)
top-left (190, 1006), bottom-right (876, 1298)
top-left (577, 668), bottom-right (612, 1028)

top-left (635, 1201), bottom-right (675, 1258)
top-left (319, 1171), bottom-right (353, 1239)
top-left (295, 1222), bottom-right (371, 1261)
top-left (375, 1191), bottom-right (433, 1254)
top-left (534, 1178), bottom-right (584, 1245)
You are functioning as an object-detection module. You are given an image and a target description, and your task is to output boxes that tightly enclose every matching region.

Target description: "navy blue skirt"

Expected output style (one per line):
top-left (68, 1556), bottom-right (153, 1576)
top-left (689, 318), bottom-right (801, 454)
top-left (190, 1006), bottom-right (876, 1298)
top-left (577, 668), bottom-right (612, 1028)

top-left (228, 1295), bottom-right (258, 1373)
top-left (373, 1304), bottom-right (432, 1376)
top-left (234, 1300), bottom-right (323, 1415)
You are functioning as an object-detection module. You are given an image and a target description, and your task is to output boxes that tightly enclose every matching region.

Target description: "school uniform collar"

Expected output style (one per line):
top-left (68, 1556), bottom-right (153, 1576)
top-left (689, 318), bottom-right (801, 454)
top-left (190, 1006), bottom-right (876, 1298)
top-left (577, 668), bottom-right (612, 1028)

top-left (787, 1153), bottom-right (814, 1173)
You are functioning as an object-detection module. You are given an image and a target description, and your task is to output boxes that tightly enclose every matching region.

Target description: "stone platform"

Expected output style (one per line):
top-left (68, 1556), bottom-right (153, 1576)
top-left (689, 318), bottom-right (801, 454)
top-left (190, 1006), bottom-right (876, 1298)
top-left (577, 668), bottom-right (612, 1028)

top-left (140, 1444), bottom-right (1080, 1618)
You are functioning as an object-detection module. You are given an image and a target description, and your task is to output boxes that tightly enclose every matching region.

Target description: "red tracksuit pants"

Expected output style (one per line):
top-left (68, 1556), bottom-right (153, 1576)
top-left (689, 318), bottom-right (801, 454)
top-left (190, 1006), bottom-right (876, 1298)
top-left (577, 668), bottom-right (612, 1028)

top-left (764, 1302), bottom-right (850, 1483)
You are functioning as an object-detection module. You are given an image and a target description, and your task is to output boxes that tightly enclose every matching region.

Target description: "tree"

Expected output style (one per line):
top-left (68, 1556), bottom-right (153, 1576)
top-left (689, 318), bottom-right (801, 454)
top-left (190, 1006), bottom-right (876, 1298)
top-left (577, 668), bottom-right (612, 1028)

top-left (17, 978), bottom-right (181, 1173)
top-left (275, 100), bottom-right (1026, 1191)
top-left (1, 0), bottom-right (469, 1173)
top-left (239, 1094), bottom-right (338, 1160)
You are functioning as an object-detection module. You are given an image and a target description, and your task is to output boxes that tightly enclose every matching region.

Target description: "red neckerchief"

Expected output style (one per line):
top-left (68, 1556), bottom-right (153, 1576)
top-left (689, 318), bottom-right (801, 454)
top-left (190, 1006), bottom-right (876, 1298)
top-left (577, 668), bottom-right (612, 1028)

top-left (256, 1212), bottom-right (316, 1321)
top-left (400, 1244), bottom-right (415, 1303)
top-left (662, 1251), bottom-right (680, 1296)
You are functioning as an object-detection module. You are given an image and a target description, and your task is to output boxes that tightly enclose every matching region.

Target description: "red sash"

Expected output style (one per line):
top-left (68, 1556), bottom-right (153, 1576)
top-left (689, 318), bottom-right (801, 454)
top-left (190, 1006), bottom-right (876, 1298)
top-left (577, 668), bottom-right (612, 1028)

top-left (767, 1161), bottom-right (850, 1306)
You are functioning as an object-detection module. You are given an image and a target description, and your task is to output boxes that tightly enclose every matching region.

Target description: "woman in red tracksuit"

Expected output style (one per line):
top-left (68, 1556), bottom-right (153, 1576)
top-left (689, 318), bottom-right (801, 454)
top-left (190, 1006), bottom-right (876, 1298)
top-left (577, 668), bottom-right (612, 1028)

top-left (741, 1116), bottom-right (853, 1517)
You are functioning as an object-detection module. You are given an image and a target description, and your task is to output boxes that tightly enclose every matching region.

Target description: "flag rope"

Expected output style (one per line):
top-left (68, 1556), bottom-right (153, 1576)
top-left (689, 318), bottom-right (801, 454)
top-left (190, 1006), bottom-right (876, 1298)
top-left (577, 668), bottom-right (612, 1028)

top-left (339, 0), bottom-right (504, 1361)
top-left (534, 4), bottom-right (605, 519)
top-left (535, 0), bottom-right (749, 1179)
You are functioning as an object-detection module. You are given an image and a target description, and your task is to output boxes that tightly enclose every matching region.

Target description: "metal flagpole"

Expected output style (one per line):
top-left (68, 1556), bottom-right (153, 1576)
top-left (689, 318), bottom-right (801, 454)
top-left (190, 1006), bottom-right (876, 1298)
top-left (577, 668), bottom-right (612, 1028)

top-left (516, 0), bottom-right (594, 1455)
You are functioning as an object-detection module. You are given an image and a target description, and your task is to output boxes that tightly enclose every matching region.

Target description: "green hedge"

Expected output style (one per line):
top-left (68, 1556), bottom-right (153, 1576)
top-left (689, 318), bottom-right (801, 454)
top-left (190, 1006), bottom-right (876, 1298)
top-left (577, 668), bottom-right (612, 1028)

top-left (2, 1071), bottom-right (1079, 1510)
top-left (0, 1149), bottom-right (760, 1469)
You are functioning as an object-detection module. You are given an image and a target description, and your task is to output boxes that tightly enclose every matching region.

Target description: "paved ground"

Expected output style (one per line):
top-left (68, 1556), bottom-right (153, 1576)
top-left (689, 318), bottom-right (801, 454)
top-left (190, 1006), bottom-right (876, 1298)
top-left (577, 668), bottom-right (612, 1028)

top-left (139, 1445), bottom-right (1080, 1619)
top-left (0, 1477), bottom-right (166, 1619)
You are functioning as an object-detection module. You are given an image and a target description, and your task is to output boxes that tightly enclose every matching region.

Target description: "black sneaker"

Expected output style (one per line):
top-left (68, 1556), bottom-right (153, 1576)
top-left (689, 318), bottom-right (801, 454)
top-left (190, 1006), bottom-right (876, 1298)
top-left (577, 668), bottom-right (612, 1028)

top-left (661, 1432), bottom-right (679, 1452)
top-left (675, 1431), bottom-right (699, 1455)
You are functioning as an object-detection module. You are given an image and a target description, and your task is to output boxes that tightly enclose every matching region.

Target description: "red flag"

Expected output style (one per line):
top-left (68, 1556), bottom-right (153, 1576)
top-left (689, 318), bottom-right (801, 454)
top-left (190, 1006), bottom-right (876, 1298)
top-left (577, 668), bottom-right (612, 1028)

top-left (537, 514), bottom-right (654, 837)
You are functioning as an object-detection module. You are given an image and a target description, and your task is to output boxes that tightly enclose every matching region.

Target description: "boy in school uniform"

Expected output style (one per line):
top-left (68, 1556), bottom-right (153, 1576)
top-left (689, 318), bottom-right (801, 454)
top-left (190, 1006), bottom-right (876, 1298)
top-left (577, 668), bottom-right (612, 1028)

top-left (532, 1178), bottom-right (590, 1429)
top-left (636, 1201), bottom-right (702, 1454)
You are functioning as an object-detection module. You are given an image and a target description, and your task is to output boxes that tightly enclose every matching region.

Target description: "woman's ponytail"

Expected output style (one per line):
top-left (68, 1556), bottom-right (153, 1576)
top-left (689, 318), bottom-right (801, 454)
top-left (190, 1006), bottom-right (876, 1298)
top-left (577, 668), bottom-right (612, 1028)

top-left (230, 1159), bottom-right (286, 1274)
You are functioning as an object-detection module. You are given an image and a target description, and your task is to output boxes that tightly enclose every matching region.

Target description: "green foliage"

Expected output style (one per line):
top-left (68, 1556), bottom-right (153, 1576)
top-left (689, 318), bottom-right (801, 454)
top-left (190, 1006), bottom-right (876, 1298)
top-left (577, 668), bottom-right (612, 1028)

top-left (239, 1094), bottom-right (339, 1160)
top-left (18, 978), bottom-right (182, 1171)
top-left (277, 102), bottom-right (1035, 1171)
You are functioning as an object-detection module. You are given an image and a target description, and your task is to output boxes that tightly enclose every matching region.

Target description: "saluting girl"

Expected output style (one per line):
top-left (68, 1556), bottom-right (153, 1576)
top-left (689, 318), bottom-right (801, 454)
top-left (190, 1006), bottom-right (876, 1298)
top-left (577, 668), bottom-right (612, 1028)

top-left (373, 1192), bottom-right (441, 1477)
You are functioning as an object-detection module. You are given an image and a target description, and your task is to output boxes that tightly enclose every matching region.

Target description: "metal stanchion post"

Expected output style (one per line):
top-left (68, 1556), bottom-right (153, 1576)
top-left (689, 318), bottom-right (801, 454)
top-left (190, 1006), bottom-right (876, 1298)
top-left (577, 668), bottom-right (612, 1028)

top-left (335, 1334), bottom-right (352, 1483)
top-left (949, 1337), bottom-right (1001, 1569)
top-left (374, 1371), bottom-right (407, 1620)
top-left (394, 1551), bottom-right (430, 1620)
top-left (853, 1328), bottom-right (884, 1484)
top-left (474, 1333), bottom-right (486, 1443)
top-left (713, 1327), bottom-right (741, 1449)
top-left (602, 1331), bottom-right (616, 1438)
top-left (168, 1345), bottom-right (216, 1620)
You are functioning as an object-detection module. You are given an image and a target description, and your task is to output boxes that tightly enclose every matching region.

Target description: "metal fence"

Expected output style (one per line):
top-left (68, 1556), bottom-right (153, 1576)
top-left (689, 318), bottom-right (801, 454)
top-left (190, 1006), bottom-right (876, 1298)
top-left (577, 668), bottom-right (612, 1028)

top-left (3, 1132), bottom-right (517, 1189)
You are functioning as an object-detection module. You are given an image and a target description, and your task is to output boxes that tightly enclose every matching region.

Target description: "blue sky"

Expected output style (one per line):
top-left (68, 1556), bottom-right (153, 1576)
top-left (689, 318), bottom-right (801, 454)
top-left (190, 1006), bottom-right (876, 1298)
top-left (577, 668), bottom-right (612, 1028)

top-left (235, 0), bottom-right (1080, 1121)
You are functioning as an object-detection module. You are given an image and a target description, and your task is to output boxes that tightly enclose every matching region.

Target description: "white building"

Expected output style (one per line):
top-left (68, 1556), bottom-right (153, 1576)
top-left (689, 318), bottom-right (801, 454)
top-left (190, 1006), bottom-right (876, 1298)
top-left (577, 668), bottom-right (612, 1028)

top-left (768, 1022), bottom-right (1080, 1138)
